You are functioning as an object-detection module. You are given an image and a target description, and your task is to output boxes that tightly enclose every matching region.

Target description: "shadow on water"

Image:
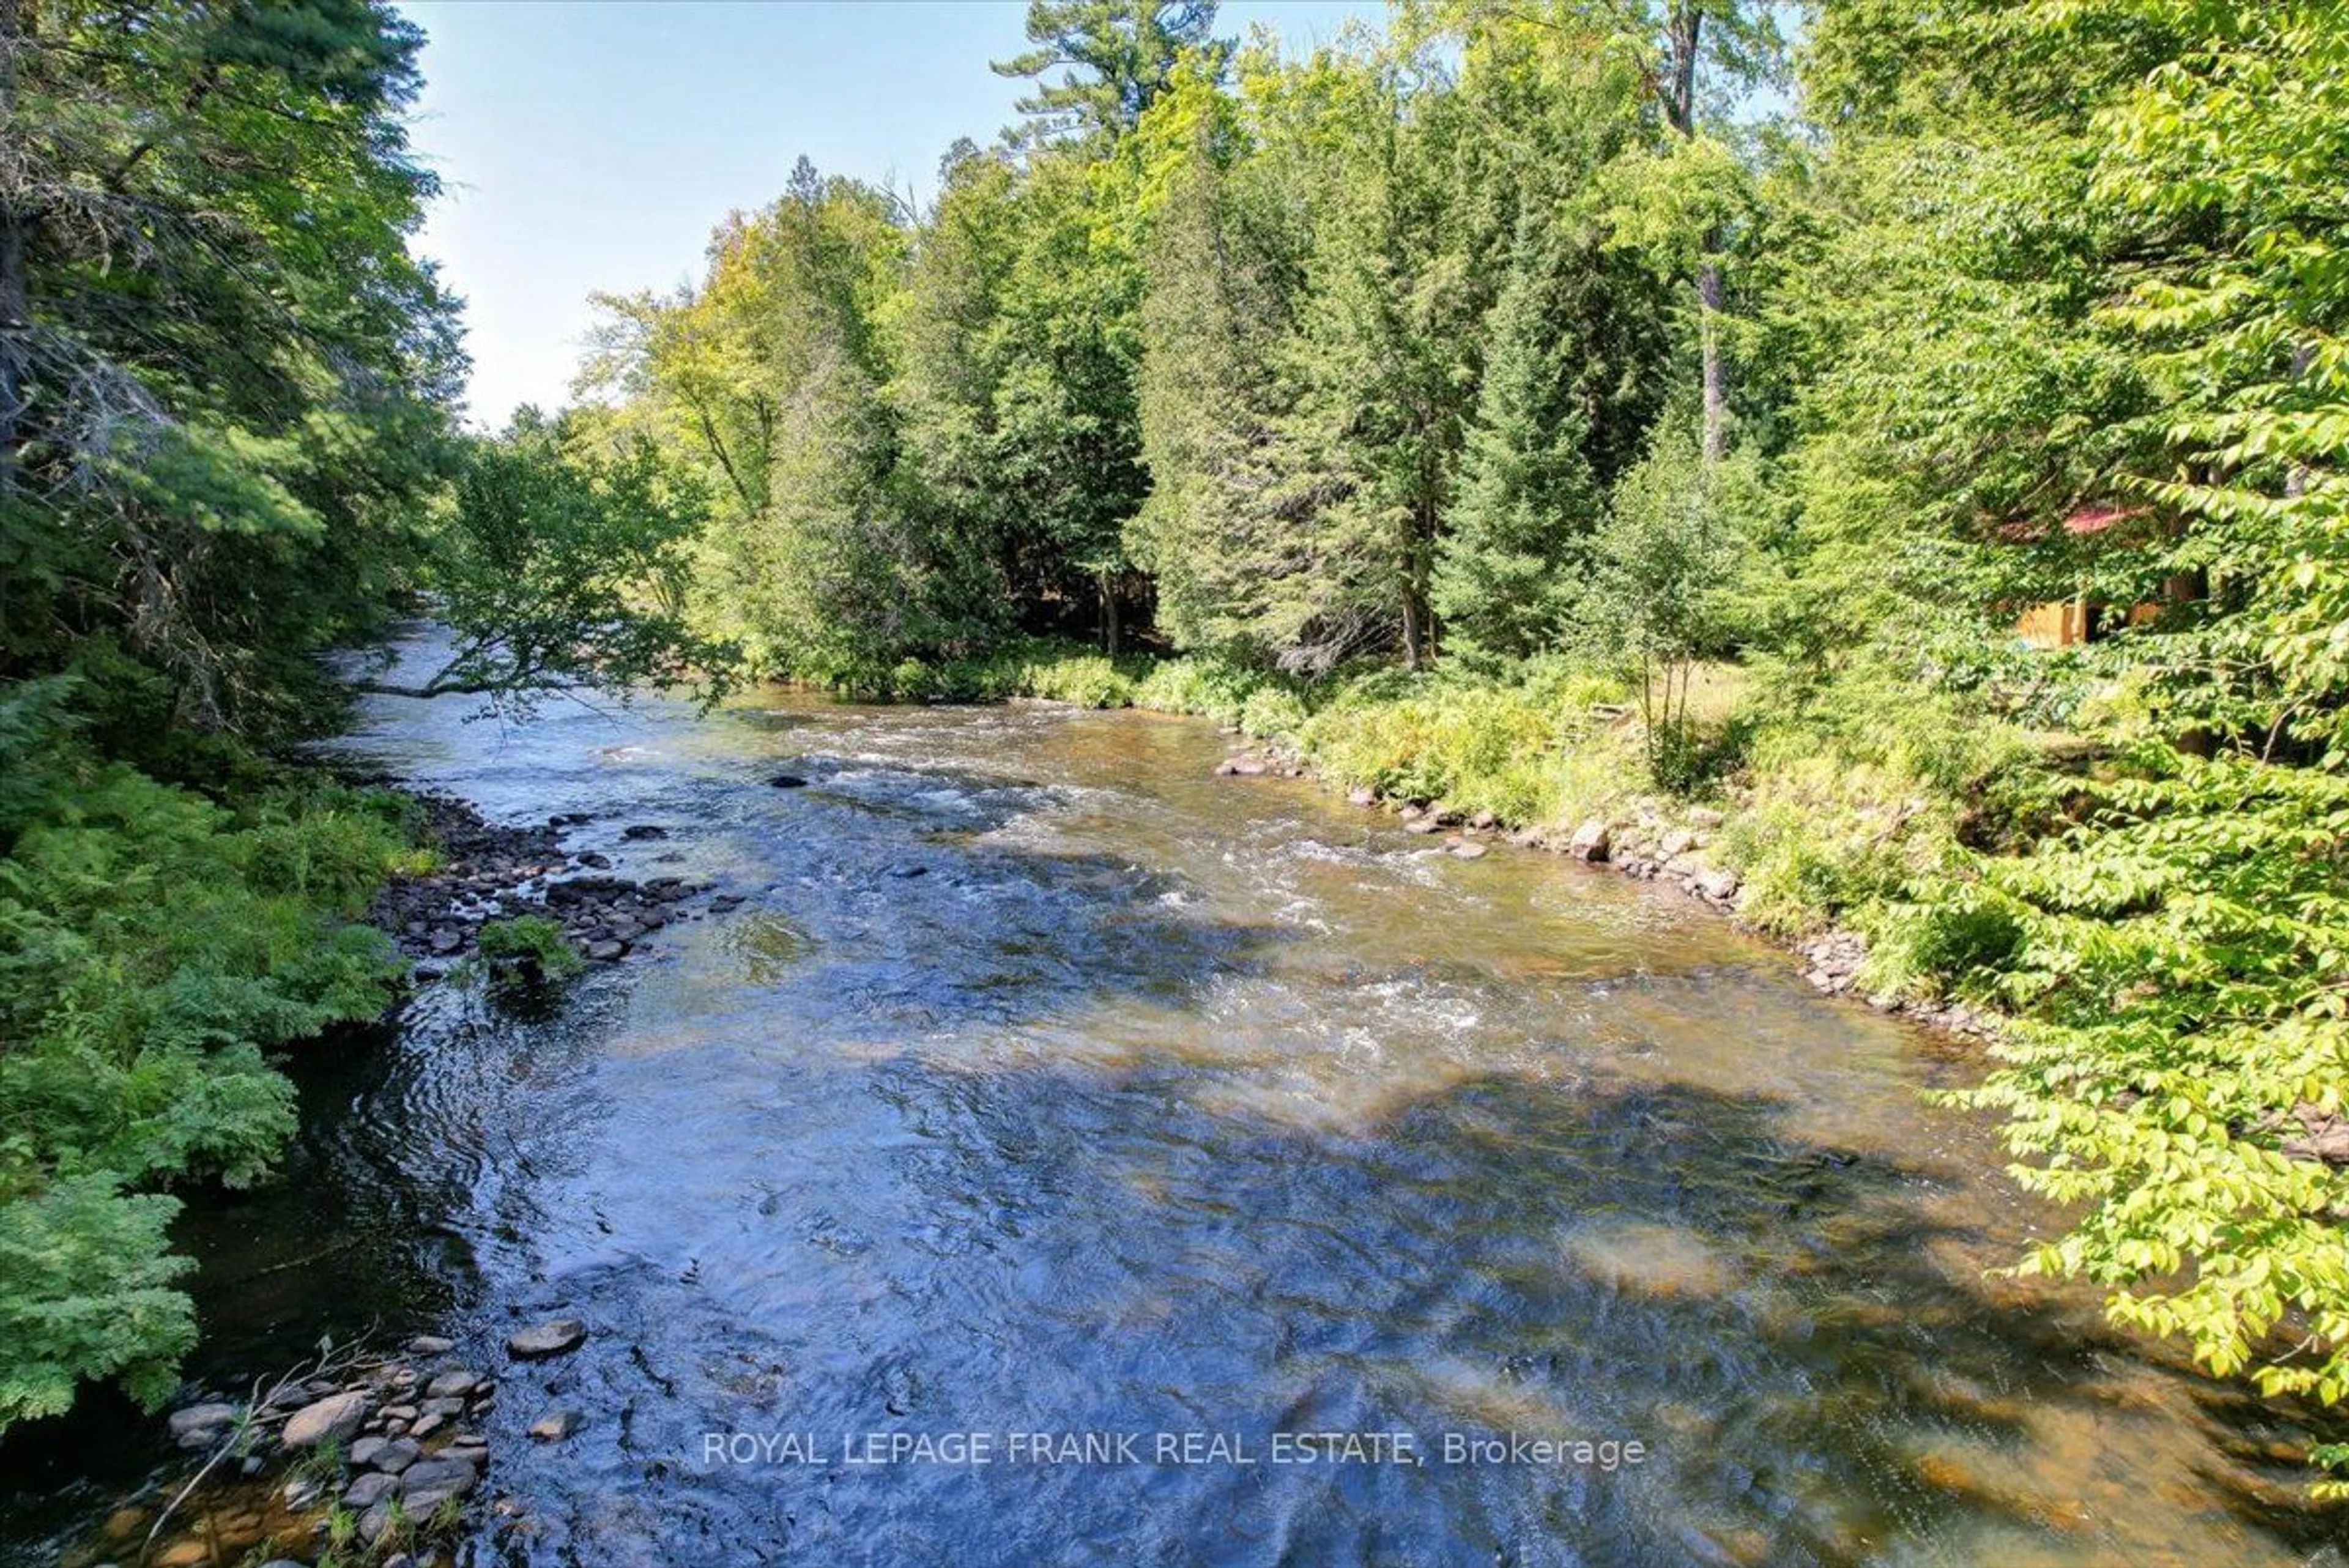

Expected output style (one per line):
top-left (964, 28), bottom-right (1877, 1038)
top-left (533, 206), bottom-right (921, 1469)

top-left (469, 1031), bottom-right (2343, 1568)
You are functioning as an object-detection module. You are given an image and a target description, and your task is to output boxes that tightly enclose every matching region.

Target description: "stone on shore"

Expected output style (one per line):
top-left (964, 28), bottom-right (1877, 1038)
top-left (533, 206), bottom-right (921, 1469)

top-left (280, 1390), bottom-right (368, 1452)
top-left (168, 1402), bottom-right (237, 1446)
top-left (1567, 820), bottom-right (1611, 862)
top-left (343, 1471), bottom-right (399, 1511)
top-left (399, 1453), bottom-right (484, 1514)
top-left (1692, 868), bottom-right (1741, 905)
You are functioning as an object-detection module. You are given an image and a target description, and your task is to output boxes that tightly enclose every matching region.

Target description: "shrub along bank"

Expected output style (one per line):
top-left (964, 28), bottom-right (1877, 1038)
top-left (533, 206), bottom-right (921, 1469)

top-left (0, 685), bottom-right (433, 1430)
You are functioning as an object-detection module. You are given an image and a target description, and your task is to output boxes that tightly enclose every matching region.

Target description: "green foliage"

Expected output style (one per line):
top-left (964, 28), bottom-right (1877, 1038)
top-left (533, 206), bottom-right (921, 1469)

top-left (473, 916), bottom-right (585, 986)
top-left (1, 0), bottom-right (460, 743)
top-left (1579, 418), bottom-right (1762, 775)
top-left (1433, 213), bottom-right (1608, 661)
top-left (992, 0), bottom-right (1228, 147)
top-left (399, 417), bottom-right (738, 712)
top-left (0, 724), bottom-right (414, 1431)
top-left (1301, 666), bottom-right (1622, 824)
top-left (1236, 688), bottom-right (1309, 743)
top-left (1129, 656), bottom-right (1281, 727)
top-left (0, 1174), bottom-right (195, 1429)
top-left (1951, 749), bottom-right (2349, 1410)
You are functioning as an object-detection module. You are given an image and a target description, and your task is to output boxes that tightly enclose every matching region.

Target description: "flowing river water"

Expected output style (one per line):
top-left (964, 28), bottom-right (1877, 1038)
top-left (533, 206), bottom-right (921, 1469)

top-left (8, 637), bottom-right (2347, 1566)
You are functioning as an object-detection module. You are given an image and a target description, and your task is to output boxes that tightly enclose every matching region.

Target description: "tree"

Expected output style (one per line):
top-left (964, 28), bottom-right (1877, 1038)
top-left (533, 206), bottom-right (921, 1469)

top-left (1253, 40), bottom-right (1476, 672)
top-left (1127, 49), bottom-right (1316, 659)
top-left (1581, 416), bottom-right (1754, 781)
top-left (891, 146), bottom-right (1149, 652)
top-left (992, 0), bottom-right (1228, 146)
top-left (1425, 1), bottom-right (1784, 466)
top-left (1433, 212), bottom-right (1606, 660)
top-left (355, 415), bottom-right (738, 713)
top-left (0, 0), bottom-right (461, 741)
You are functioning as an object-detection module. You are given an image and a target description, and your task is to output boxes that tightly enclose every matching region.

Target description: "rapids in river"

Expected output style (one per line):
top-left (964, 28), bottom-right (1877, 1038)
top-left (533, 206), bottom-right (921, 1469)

top-left (7, 634), bottom-right (2344, 1566)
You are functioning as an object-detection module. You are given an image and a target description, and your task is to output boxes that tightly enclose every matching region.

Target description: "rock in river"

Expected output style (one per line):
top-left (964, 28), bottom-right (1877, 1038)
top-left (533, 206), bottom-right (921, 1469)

top-left (399, 1454), bottom-right (483, 1513)
top-left (768, 773), bottom-right (810, 789)
top-left (529, 1407), bottom-right (584, 1441)
top-left (507, 1318), bottom-right (588, 1360)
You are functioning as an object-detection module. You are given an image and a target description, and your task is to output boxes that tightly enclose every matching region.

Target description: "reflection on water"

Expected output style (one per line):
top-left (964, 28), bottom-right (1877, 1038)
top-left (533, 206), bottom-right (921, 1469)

top-left (6, 628), bottom-right (2344, 1566)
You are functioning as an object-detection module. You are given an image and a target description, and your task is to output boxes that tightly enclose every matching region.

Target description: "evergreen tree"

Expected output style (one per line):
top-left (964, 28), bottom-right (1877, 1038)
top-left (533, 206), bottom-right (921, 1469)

top-left (1128, 59), bottom-right (1311, 658)
top-left (992, 0), bottom-right (1229, 146)
top-left (1433, 213), bottom-right (1606, 660)
top-left (0, 0), bottom-right (461, 741)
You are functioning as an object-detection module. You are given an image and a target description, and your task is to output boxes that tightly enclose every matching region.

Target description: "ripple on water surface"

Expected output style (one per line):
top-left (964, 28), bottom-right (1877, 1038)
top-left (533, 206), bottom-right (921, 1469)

top-left (18, 633), bottom-right (2336, 1568)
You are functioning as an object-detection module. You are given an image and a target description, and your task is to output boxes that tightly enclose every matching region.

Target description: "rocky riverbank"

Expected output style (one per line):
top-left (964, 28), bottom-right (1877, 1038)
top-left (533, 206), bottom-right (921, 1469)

top-left (71, 1318), bottom-right (591, 1568)
top-left (369, 791), bottom-right (740, 974)
top-left (39, 789), bottom-right (755, 1568)
top-left (1212, 741), bottom-right (1995, 1040)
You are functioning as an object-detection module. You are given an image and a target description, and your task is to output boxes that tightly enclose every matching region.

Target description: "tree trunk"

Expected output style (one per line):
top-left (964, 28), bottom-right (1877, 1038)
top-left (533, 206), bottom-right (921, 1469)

top-left (0, 0), bottom-right (31, 496)
top-left (1698, 250), bottom-right (1727, 466)
top-left (1099, 565), bottom-right (1120, 656)
top-left (1663, 4), bottom-right (1700, 136)
top-left (1401, 495), bottom-right (1436, 670)
top-left (1664, 7), bottom-right (1727, 467)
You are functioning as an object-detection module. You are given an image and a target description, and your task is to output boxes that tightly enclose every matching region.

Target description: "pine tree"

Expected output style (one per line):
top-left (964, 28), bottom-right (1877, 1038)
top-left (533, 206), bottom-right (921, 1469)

top-left (992, 0), bottom-right (1228, 147)
top-left (1433, 213), bottom-right (1605, 661)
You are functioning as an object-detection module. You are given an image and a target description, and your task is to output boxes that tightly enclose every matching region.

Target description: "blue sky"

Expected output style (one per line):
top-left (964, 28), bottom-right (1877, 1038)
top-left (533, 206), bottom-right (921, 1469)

top-left (401, 1), bottom-right (1387, 426)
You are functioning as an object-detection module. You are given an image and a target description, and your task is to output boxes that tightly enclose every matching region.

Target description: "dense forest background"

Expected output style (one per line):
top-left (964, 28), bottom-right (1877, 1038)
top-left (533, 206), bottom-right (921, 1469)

top-left (6, 0), bottom-right (2349, 1490)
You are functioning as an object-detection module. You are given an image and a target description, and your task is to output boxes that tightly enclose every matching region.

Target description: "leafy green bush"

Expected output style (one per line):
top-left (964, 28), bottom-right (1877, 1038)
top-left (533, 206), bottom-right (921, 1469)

top-left (1236, 688), bottom-right (1308, 742)
top-left (1952, 749), bottom-right (2349, 1416)
top-left (0, 1174), bottom-right (196, 1427)
top-left (473, 915), bottom-right (585, 986)
top-left (1856, 893), bottom-right (2026, 1000)
top-left (1301, 674), bottom-right (1610, 825)
top-left (1129, 656), bottom-right (1282, 728)
top-left (1015, 653), bottom-right (1137, 708)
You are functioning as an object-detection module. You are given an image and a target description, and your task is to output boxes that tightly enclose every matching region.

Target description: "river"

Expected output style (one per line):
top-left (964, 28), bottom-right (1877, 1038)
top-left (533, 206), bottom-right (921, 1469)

top-left (8, 637), bottom-right (2343, 1566)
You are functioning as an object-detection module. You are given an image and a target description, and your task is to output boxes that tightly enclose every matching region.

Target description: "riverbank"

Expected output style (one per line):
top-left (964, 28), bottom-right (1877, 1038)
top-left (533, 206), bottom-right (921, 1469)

top-left (1206, 731), bottom-right (1994, 1042)
top-left (0, 754), bottom-right (759, 1566)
